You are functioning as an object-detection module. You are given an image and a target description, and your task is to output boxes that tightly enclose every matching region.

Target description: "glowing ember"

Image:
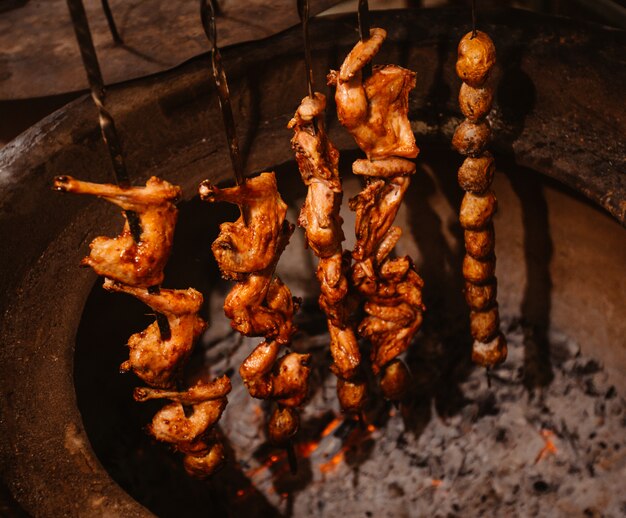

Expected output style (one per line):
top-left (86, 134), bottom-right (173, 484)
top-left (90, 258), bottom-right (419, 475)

top-left (320, 450), bottom-right (345, 474)
top-left (534, 429), bottom-right (558, 464)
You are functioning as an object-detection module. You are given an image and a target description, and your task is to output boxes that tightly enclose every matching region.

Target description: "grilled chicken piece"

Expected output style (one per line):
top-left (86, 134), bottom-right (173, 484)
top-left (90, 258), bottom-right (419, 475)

top-left (289, 93), bottom-right (342, 192)
top-left (358, 256), bottom-right (425, 377)
top-left (134, 377), bottom-right (231, 477)
top-left (182, 442), bottom-right (226, 478)
top-left (268, 406), bottom-right (300, 445)
top-left (349, 173), bottom-right (412, 262)
top-left (291, 93), bottom-right (344, 258)
top-left (199, 173), bottom-right (288, 278)
top-left (240, 340), bottom-right (311, 407)
top-left (347, 151), bottom-right (424, 400)
top-left (146, 395), bottom-right (228, 445)
top-left (53, 175), bottom-right (180, 287)
top-left (134, 374), bottom-right (231, 403)
top-left (291, 93), bottom-right (367, 413)
top-left (224, 268), bottom-right (298, 344)
top-left (103, 279), bottom-right (206, 388)
top-left (327, 28), bottom-right (418, 160)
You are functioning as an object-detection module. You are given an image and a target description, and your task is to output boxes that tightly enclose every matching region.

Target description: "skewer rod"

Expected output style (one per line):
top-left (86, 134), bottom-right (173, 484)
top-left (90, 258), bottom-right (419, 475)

top-left (357, 0), bottom-right (372, 78)
top-left (200, 0), bottom-right (244, 186)
top-left (297, 0), bottom-right (315, 99)
top-left (471, 0), bottom-right (477, 38)
top-left (100, 0), bottom-right (123, 44)
top-left (358, 0), bottom-right (370, 42)
top-left (65, 0), bottom-right (141, 242)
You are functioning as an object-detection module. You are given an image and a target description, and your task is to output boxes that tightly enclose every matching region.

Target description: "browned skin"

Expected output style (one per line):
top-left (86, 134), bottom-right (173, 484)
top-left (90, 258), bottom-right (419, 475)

top-left (349, 172), bottom-right (412, 262)
top-left (464, 280), bottom-right (497, 311)
top-left (465, 225), bottom-right (495, 259)
top-left (460, 191), bottom-right (498, 230)
top-left (462, 253), bottom-right (496, 285)
top-left (357, 253), bottom-right (425, 376)
top-left (239, 339), bottom-right (311, 407)
top-left (472, 333), bottom-right (508, 366)
top-left (182, 442), bottom-right (225, 478)
top-left (452, 119), bottom-right (491, 157)
top-left (458, 153), bottom-right (495, 193)
top-left (268, 406), bottom-right (300, 445)
top-left (328, 28), bottom-right (418, 161)
top-left (379, 359), bottom-right (411, 401)
top-left (459, 82), bottom-right (493, 122)
top-left (290, 92), bottom-right (366, 412)
top-left (103, 279), bottom-right (206, 388)
top-left (455, 29), bottom-right (506, 368)
top-left (134, 374), bottom-right (231, 403)
top-left (201, 172), bottom-right (311, 438)
top-left (53, 175), bottom-right (180, 287)
top-left (199, 173), bottom-right (288, 278)
top-left (456, 31), bottom-right (496, 88)
top-left (328, 27), bottom-right (424, 401)
top-left (134, 377), bottom-right (231, 478)
top-left (470, 305), bottom-right (500, 342)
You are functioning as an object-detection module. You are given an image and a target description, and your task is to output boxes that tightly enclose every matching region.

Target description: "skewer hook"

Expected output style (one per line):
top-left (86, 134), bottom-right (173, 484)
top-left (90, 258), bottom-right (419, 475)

top-left (200, 0), bottom-right (244, 187)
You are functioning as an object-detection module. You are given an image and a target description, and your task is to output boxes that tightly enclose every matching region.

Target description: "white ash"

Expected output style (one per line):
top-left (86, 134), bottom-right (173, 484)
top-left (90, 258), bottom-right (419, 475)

top-left (201, 287), bottom-right (625, 518)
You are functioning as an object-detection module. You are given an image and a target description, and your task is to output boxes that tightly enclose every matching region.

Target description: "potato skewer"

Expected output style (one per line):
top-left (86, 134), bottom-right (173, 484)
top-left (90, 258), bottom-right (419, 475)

top-left (453, 28), bottom-right (508, 369)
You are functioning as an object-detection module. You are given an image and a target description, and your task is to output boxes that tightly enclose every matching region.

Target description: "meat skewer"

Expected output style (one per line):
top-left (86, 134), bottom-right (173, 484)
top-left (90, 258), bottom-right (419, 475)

top-left (289, 86), bottom-right (367, 413)
top-left (453, 28), bottom-right (508, 369)
top-left (291, 0), bottom-right (367, 415)
top-left (52, 174), bottom-right (231, 475)
top-left (199, 173), bottom-right (311, 455)
top-left (328, 25), bottom-right (425, 402)
top-left (55, 2), bottom-right (231, 479)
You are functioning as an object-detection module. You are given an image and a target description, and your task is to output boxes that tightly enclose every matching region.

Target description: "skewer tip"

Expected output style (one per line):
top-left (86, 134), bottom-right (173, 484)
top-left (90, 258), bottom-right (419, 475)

top-left (286, 441), bottom-right (298, 475)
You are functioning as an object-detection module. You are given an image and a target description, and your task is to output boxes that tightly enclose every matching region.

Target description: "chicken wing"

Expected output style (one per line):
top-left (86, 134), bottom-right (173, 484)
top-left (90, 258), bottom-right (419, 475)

top-left (134, 376), bottom-right (231, 477)
top-left (327, 28), bottom-right (418, 160)
top-left (199, 172), bottom-right (288, 278)
top-left (53, 175), bottom-right (180, 287)
top-left (103, 279), bottom-right (206, 388)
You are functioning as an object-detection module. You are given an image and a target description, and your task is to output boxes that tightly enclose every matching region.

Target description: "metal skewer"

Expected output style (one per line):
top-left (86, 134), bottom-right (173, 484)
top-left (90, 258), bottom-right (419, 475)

top-left (297, 0), bottom-right (315, 99)
top-left (100, 0), bottom-right (123, 45)
top-left (65, 0), bottom-right (140, 241)
top-left (200, 0), bottom-right (244, 187)
top-left (66, 0), bottom-right (170, 340)
top-left (471, 0), bottom-right (477, 38)
top-left (358, 0), bottom-right (372, 78)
